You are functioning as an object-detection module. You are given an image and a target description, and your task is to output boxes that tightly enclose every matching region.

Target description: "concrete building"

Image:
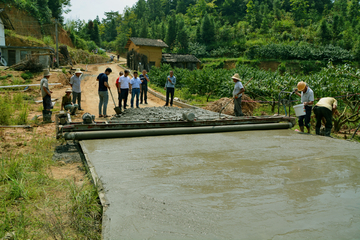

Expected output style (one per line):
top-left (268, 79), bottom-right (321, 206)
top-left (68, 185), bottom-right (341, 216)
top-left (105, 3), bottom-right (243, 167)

top-left (125, 37), bottom-right (168, 68)
top-left (0, 8), bottom-right (51, 67)
top-left (162, 53), bottom-right (201, 70)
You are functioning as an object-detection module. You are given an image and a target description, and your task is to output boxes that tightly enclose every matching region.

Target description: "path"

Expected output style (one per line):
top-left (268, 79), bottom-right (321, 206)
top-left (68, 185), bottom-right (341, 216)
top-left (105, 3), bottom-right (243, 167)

top-left (52, 63), bottom-right (166, 118)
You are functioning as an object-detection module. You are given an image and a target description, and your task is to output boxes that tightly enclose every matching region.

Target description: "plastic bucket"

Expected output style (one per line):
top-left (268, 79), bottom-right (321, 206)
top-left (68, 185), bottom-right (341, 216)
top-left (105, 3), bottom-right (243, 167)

top-left (293, 104), bottom-right (306, 117)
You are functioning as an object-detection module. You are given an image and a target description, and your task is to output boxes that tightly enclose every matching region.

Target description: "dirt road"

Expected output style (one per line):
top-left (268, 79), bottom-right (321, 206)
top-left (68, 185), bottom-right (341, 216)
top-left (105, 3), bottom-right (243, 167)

top-left (51, 63), bottom-right (165, 118)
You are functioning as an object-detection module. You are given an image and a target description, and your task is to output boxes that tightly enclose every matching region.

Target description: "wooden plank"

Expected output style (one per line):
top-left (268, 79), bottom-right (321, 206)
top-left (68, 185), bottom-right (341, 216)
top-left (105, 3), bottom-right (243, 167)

top-left (0, 125), bottom-right (31, 128)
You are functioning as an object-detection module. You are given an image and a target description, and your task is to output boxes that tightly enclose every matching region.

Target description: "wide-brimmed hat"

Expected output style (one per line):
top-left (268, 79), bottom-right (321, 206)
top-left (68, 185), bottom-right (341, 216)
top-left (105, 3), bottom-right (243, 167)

top-left (65, 88), bottom-right (72, 93)
top-left (43, 69), bottom-right (51, 77)
top-left (75, 68), bottom-right (83, 74)
top-left (297, 81), bottom-right (306, 91)
top-left (232, 73), bottom-right (241, 81)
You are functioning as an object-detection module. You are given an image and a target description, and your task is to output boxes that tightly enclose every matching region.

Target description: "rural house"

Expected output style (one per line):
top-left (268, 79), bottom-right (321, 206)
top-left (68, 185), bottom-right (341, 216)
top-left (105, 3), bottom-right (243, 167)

top-left (162, 53), bottom-right (201, 70)
top-left (125, 37), bottom-right (168, 69)
top-left (0, 8), bottom-right (52, 67)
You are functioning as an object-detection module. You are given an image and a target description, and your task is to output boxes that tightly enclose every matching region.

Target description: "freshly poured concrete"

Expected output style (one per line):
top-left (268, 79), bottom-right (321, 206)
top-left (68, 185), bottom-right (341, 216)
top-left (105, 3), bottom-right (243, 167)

top-left (80, 130), bottom-right (360, 240)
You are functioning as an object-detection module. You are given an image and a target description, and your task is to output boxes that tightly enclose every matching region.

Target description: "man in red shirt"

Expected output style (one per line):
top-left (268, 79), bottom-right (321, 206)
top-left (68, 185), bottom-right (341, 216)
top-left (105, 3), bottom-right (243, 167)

top-left (115, 71), bottom-right (124, 107)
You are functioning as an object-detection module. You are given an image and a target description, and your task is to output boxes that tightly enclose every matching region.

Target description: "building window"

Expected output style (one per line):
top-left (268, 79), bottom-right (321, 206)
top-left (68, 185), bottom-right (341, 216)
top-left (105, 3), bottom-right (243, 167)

top-left (20, 51), bottom-right (28, 60)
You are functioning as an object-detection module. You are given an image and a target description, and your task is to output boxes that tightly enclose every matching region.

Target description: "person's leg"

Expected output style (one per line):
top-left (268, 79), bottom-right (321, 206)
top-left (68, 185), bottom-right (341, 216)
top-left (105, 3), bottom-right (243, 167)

top-left (98, 91), bottom-right (104, 116)
top-left (313, 106), bottom-right (322, 135)
top-left (103, 91), bottom-right (109, 115)
top-left (72, 92), bottom-right (76, 105)
top-left (118, 90), bottom-right (122, 108)
top-left (140, 86), bottom-right (143, 104)
top-left (131, 89), bottom-right (135, 108)
top-left (170, 88), bottom-right (174, 106)
top-left (144, 85), bottom-right (148, 104)
top-left (78, 92), bottom-right (82, 110)
top-left (323, 108), bottom-right (333, 137)
top-left (234, 97), bottom-right (243, 116)
top-left (123, 89), bottom-right (128, 109)
top-left (304, 106), bottom-right (312, 133)
top-left (165, 88), bottom-right (169, 106)
top-left (298, 115), bottom-right (305, 132)
top-left (136, 89), bottom-right (140, 108)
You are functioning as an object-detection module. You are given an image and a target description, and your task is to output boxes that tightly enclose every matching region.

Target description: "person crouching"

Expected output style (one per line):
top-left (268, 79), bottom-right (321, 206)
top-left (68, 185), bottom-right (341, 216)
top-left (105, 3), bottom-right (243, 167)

top-left (61, 88), bottom-right (78, 115)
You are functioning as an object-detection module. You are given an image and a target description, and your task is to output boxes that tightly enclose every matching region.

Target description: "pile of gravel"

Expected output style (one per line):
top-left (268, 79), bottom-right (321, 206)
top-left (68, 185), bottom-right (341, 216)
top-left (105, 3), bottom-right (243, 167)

top-left (110, 106), bottom-right (222, 122)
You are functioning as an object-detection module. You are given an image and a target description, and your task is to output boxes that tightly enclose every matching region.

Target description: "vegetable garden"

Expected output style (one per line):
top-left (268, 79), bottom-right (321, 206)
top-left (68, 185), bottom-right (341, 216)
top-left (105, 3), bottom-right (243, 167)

top-left (149, 63), bottom-right (360, 134)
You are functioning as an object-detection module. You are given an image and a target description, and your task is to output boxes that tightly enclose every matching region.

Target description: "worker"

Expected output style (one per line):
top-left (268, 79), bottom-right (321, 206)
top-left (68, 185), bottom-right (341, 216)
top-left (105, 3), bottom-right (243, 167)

top-left (232, 73), bottom-right (245, 117)
top-left (70, 68), bottom-right (83, 111)
top-left (119, 70), bottom-right (131, 110)
top-left (115, 71), bottom-right (124, 107)
top-left (61, 88), bottom-right (78, 115)
top-left (313, 97), bottom-right (337, 137)
top-left (140, 70), bottom-right (150, 104)
top-left (295, 81), bottom-right (314, 133)
top-left (164, 70), bottom-right (176, 107)
top-left (96, 67), bottom-right (112, 118)
top-left (130, 71), bottom-right (142, 108)
top-left (40, 69), bottom-right (53, 122)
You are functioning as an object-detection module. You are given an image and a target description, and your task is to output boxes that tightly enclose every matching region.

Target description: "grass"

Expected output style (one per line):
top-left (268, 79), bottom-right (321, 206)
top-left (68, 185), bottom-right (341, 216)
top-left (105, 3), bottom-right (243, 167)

top-left (0, 93), bottom-right (30, 125)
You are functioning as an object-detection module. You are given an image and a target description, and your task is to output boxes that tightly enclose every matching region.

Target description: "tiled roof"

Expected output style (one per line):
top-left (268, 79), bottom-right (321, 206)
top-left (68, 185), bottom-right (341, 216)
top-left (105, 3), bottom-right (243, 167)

top-left (162, 53), bottom-right (201, 63)
top-left (125, 37), bottom-right (168, 48)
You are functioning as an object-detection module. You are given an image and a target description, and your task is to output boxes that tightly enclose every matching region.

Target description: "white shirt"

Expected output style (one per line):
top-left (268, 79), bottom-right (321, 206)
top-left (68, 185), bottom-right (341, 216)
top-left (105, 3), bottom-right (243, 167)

top-left (119, 76), bottom-right (131, 89)
top-left (130, 77), bottom-right (142, 88)
top-left (301, 87), bottom-right (314, 105)
top-left (70, 74), bottom-right (82, 93)
top-left (233, 81), bottom-right (244, 98)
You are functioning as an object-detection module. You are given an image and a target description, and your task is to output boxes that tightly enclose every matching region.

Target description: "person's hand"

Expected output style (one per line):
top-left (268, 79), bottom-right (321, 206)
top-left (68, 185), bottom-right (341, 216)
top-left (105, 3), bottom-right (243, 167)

top-left (303, 102), bottom-right (307, 106)
top-left (50, 91), bottom-right (53, 93)
top-left (294, 88), bottom-right (298, 93)
top-left (164, 87), bottom-right (166, 90)
top-left (71, 103), bottom-right (73, 105)
top-left (235, 96), bottom-right (238, 99)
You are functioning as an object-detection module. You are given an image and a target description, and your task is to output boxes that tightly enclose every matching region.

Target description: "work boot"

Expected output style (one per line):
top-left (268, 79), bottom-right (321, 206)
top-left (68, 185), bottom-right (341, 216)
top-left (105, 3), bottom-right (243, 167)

top-left (325, 128), bottom-right (332, 137)
top-left (315, 127), bottom-right (320, 135)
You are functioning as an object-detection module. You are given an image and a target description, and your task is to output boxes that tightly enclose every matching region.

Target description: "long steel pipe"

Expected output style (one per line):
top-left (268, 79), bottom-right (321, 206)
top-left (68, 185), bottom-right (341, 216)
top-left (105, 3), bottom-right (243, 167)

top-left (64, 123), bottom-right (293, 140)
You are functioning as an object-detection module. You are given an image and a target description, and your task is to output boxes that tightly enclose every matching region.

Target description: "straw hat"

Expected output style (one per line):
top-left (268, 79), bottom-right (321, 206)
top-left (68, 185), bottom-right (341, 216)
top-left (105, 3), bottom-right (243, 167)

top-left (65, 88), bottom-right (72, 93)
top-left (297, 81), bottom-right (306, 91)
top-left (75, 68), bottom-right (83, 74)
top-left (43, 69), bottom-right (51, 77)
top-left (232, 73), bottom-right (241, 81)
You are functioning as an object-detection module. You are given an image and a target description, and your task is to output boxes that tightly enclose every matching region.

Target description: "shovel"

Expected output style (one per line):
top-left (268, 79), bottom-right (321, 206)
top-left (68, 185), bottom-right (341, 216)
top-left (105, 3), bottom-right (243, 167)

top-left (109, 88), bottom-right (121, 115)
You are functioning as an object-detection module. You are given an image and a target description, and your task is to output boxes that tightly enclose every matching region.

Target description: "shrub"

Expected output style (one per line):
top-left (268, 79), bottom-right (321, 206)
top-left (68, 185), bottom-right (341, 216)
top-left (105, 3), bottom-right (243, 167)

top-left (14, 57), bottom-right (44, 73)
top-left (43, 36), bottom-right (54, 45)
top-left (21, 72), bottom-right (34, 80)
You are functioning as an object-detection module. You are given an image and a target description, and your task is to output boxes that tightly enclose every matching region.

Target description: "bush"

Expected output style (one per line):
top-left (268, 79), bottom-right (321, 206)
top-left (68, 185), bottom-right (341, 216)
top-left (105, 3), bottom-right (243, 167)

top-left (43, 36), bottom-right (54, 45)
top-left (21, 72), bottom-right (34, 80)
top-left (0, 95), bottom-right (11, 125)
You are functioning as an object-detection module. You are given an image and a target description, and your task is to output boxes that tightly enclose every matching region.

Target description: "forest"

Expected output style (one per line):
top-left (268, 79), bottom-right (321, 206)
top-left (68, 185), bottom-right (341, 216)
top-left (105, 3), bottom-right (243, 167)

top-left (62, 0), bottom-right (360, 62)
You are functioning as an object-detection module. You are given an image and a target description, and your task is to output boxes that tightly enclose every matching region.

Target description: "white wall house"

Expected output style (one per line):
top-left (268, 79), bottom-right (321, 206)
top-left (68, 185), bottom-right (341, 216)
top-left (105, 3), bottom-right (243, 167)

top-left (0, 8), bottom-right (51, 67)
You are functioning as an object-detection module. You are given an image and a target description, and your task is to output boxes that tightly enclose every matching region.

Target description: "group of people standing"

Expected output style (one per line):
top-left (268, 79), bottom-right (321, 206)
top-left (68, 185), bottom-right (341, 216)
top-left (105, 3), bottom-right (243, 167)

top-left (96, 68), bottom-right (177, 117)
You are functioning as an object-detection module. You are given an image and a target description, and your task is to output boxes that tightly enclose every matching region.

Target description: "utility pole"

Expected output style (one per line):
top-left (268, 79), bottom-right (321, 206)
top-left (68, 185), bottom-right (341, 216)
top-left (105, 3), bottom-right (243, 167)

top-left (55, 19), bottom-right (59, 68)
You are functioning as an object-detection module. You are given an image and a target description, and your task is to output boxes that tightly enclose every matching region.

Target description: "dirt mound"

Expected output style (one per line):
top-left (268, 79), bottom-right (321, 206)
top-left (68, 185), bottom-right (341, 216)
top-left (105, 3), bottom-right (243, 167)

top-left (204, 94), bottom-right (258, 116)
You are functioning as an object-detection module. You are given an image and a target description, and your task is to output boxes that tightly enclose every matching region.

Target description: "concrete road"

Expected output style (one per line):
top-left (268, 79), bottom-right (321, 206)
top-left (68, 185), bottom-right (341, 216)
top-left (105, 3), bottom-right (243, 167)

top-left (80, 130), bottom-right (360, 239)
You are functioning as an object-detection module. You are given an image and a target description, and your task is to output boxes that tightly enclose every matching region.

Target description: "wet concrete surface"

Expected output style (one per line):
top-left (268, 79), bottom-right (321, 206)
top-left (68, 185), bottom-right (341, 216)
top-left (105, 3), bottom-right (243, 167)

top-left (80, 130), bottom-right (360, 240)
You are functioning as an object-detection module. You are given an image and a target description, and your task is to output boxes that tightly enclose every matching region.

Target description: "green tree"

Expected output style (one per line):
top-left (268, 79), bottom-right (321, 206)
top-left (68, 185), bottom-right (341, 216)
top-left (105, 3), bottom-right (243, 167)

top-left (139, 21), bottom-right (148, 38)
top-left (200, 12), bottom-right (215, 46)
top-left (166, 14), bottom-right (177, 50)
top-left (317, 18), bottom-right (332, 44)
top-left (93, 21), bottom-right (101, 46)
top-left (176, 17), bottom-right (189, 53)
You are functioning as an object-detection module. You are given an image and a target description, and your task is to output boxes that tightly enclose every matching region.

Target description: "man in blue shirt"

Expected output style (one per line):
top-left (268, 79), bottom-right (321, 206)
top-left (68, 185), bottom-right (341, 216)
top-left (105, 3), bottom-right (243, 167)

top-left (96, 67), bottom-right (112, 117)
top-left (139, 70), bottom-right (150, 104)
top-left (164, 70), bottom-right (176, 107)
top-left (130, 71), bottom-right (142, 108)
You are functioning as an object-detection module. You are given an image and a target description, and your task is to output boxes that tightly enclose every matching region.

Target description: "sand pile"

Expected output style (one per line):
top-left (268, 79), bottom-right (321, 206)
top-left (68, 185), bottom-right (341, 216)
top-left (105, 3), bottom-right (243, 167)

top-left (204, 94), bottom-right (258, 116)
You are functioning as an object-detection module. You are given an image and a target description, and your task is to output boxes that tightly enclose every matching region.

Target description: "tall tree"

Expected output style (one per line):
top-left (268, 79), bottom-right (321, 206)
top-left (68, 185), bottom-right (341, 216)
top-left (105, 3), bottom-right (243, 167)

top-left (93, 20), bottom-right (101, 46)
top-left (166, 14), bottom-right (177, 50)
top-left (200, 12), bottom-right (215, 46)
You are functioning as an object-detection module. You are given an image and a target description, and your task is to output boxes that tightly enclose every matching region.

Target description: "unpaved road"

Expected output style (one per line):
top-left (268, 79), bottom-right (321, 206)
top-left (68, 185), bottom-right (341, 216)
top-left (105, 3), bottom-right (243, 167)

top-left (51, 63), bottom-right (166, 118)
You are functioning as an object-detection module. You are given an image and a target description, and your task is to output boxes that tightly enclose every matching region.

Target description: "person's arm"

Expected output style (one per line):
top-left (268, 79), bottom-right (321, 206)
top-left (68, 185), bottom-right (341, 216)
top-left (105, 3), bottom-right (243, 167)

top-left (332, 99), bottom-right (338, 112)
top-left (70, 76), bottom-right (73, 87)
top-left (104, 81), bottom-right (110, 89)
top-left (172, 76), bottom-right (176, 85)
top-left (145, 75), bottom-right (150, 82)
top-left (96, 77), bottom-right (99, 81)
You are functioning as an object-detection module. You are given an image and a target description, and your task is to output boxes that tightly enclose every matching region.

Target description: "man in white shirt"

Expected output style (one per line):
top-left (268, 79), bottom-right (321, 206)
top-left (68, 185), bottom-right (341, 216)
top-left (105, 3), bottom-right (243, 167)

top-left (295, 81), bottom-right (314, 133)
top-left (232, 73), bottom-right (245, 117)
top-left (70, 68), bottom-right (83, 110)
top-left (119, 70), bottom-right (131, 110)
top-left (130, 71), bottom-right (142, 108)
top-left (313, 97), bottom-right (337, 136)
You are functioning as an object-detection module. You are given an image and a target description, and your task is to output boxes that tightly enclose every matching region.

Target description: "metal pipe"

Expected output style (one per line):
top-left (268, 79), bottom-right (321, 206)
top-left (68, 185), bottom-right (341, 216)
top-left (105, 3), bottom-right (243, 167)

top-left (64, 122), bottom-right (293, 140)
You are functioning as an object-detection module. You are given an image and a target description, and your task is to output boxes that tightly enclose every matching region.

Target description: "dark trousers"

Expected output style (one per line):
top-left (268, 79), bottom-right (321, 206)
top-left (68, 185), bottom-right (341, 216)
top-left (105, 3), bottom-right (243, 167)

top-left (42, 95), bottom-right (52, 110)
top-left (72, 92), bottom-right (81, 109)
top-left (298, 105), bottom-right (312, 128)
top-left (118, 89), bottom-right (121, 107)
top-left (165, 87), bottom-right (174, 106)
top-left (120, 88), bottom-right (129, 109)
top-left (234, 97), bottom-right (244, 116)
top-left (140, 85), bottom-right (148, 103)
top-left (313, 106), bottom-right (333, 135)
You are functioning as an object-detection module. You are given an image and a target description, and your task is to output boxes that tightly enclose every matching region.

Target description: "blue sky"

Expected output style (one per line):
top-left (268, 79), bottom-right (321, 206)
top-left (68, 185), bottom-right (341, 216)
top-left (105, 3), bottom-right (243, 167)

top-left (64, 0), bottom-right (138, 21)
